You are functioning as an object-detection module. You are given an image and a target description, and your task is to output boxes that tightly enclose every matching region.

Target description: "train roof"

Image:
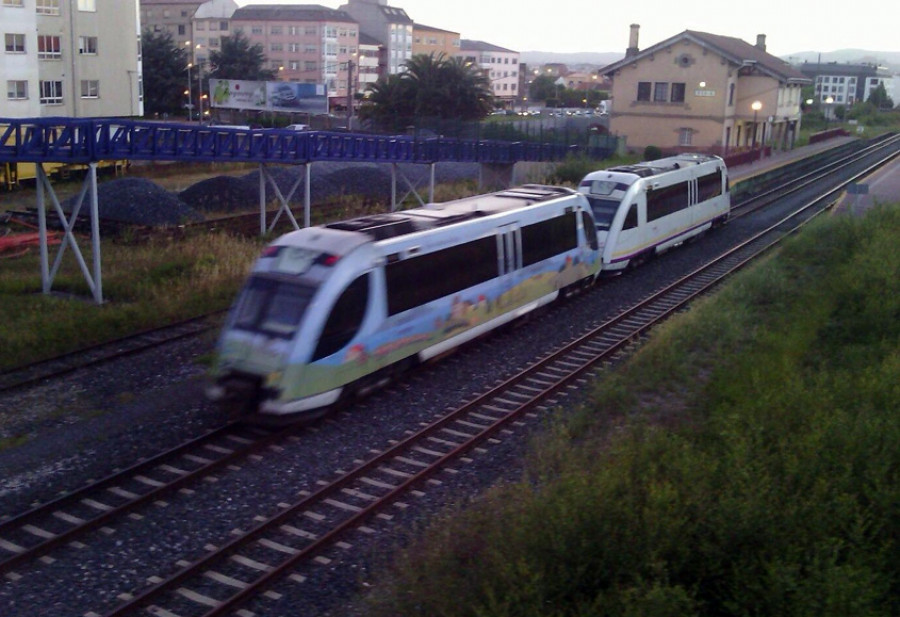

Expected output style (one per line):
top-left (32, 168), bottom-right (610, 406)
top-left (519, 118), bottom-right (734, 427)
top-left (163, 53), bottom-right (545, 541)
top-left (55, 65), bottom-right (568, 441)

top-left (600, 153), bottom-right (723, 179)
top-left (323, 184), bottom-right (578, 242)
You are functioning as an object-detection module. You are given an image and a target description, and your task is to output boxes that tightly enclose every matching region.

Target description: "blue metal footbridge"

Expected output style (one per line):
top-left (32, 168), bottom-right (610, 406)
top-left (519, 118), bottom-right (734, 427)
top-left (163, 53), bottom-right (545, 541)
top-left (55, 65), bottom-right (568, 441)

top-left (1, 117), bottom-right (579, 303)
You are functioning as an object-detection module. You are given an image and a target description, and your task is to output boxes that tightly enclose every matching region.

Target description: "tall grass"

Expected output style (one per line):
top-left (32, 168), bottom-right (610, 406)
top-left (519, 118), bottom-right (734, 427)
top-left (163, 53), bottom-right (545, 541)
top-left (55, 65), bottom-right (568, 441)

top-left (367, 206), bottom-right (900, 617)
top-left (0, 232), bottom-right (262, 368)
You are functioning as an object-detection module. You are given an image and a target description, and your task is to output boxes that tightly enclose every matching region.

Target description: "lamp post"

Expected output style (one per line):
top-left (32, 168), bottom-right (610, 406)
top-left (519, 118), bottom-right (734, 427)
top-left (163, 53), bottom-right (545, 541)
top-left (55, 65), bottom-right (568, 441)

top-left (824, 95), bottom-right (834, 124)
top-left (751, 100), bottom-right (762, 160)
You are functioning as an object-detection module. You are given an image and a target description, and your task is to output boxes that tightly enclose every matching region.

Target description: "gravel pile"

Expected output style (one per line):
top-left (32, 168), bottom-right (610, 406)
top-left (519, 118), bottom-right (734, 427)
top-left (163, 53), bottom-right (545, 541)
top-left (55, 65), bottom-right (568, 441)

top-left (62, 177), bottom-right (203, 226)
top-left (179, 175), bottom-right (260, 213)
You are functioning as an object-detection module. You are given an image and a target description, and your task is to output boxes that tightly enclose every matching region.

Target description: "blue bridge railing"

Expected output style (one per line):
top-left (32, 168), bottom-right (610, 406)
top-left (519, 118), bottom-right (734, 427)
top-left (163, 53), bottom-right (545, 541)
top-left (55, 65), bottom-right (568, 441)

top-left (1, 117), bottom-right (578, 166)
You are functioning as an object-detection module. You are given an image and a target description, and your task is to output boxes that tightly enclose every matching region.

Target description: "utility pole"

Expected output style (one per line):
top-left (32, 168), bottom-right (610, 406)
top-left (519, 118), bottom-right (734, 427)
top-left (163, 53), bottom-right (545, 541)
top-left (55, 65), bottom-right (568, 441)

top-left (347, 58), bottom-right (355, 128)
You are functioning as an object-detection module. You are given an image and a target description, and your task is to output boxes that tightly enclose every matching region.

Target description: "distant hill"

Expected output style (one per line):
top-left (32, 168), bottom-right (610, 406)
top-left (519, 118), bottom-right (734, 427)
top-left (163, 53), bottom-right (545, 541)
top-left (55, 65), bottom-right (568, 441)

top-left (519, 51), bottom-right (623, 70)
top-left (784, 50), bottom-right (900, 72)
top-left (519, 49), bottom-right (899, 74)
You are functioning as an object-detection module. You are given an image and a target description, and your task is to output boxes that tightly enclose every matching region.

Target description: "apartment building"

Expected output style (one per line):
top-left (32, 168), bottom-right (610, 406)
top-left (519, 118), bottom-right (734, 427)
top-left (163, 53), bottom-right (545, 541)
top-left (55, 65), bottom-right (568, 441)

top-left (797, 62), bottom-right (890, 107)
top-left (140, 0), bottom-right (202, 40)
top-left (412, 23), bottom-right (459, 60)
top-left (339, 0), bottom-right (411, 76)
top-left (2, 0), bottom-right (142, 119)
top-left (602, 26), bottom-right (810, 154)
top-left (459, 40), bottom-right (520, 105)
top-left (230, 4), bottom-right (357, 106)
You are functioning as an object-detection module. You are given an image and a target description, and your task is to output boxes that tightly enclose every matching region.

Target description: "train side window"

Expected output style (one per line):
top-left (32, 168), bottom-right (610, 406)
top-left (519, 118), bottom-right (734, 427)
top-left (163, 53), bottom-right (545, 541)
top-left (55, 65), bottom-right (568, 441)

top-left (697, 169), bottom-right (723, 201)
top-left (312, 274), bottom-right (370, 360)
top-left (646, 182), bottom-right (690, 221)
top-left (623, 204), bottom-right (638, 230)
top-left (580, 211), bottom-right (599, 250)
top-left (386, 236), bottom-right (498, 315)
top-left (521, 212), bottom-right (577, 266)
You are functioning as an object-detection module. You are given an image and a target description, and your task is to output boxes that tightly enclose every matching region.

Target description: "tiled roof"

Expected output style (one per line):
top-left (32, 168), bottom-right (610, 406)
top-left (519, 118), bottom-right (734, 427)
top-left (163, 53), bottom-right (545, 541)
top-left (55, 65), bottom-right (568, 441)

top-left (460, 39), bottom-right (517, 54)
top-left (603, 30), bottom-right (810, 83)
top-left (231, 4), bottom-right (355, 22)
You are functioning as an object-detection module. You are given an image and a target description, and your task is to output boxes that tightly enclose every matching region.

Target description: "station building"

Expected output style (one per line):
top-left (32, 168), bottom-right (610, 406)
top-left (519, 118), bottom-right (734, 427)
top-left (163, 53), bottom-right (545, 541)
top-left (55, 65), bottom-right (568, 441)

top-left (602, 25), bottom-right (810, 155)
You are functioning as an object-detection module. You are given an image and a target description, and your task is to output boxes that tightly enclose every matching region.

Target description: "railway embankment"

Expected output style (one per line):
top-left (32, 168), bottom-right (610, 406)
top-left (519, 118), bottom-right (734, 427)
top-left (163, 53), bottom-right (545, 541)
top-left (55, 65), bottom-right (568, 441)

top-left (364, 204), bottom-right (900, 617)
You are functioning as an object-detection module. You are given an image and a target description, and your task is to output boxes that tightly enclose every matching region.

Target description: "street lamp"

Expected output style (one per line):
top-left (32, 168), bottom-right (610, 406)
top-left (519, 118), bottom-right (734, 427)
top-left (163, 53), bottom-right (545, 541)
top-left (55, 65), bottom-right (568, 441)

top-left (751, 100), bottom-right (762, 159)
top-left (824, 95), bottom-right (834, 124)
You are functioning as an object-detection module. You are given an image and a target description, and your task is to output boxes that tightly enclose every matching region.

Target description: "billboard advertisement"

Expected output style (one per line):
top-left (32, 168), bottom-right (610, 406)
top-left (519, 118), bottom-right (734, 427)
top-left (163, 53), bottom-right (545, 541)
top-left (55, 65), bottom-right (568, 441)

top-left (210, 79), bottom-right (328, 114)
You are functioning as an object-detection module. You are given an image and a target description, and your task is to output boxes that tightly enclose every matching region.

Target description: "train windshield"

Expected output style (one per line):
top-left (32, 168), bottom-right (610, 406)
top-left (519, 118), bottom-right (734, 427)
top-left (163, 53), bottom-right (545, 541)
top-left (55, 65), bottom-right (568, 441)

top-left (583, 196), bottom-right (621, 231)
top-left (232, 275), bottom-right (317, 339)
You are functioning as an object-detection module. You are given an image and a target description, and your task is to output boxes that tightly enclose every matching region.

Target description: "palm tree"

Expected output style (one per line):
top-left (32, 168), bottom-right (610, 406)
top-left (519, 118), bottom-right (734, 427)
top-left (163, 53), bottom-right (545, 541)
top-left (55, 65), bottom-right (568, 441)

top-left (359, 53), bottom-right (494, 130)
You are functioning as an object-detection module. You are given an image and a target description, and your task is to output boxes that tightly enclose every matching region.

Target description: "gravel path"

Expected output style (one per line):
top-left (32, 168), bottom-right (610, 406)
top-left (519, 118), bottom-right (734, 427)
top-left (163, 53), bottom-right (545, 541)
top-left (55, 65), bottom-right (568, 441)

top-left (0, 186), bottom-right (772, 617)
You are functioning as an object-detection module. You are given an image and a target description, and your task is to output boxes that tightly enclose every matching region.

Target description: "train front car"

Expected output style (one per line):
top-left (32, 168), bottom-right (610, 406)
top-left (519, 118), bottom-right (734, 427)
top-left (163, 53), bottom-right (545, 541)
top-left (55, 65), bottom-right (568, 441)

top-left (578, 154), bottom-right (730, 273)
top-left (207, 227), bottom-right (375, 420)
top-left (209, 185), bottom-right (602, 421)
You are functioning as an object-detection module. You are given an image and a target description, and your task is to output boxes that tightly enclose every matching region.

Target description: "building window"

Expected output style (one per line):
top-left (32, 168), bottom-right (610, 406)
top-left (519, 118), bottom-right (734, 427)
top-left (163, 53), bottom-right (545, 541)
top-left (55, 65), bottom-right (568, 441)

top-left (220, 21), bottom-right (228, 32)
top-left (670, 82), bottom-right (686, 103)
top-left (39, 80), bottom-right (63, 104)
top-left (80, 79), bottom-right (99, 98)
top-left (208, 37), bottom-right (219, 48)
top-left (305, 27), bottom-right (317, 36)
top-left (637, 81), bottom-right (651, 101)
top-left (678, 128), bottom-right (693, 146)
top-left (78, 36), bottom-right (98, 54)
top-left (304, 61), bottom-right (316, 71)
top-left (36, 0), bottom-right (61, 15)
top-left (271, 26), bottom-right (282, 35)
top-left (77, 0), bottom-right (96, 11)
top-left (270, 43), bottom-right (282, 52)
top-left (196, 22), bottom-right (206, 31)
top-left (2, 0), bottom-right (25, 6)
top-left (178, 25), bottom-right (186, 35)
top-left (5, 33), bottom-right (26, 53)
top-left (728, 83), bottom-right (735, 106)
top-left (6, 80), bottom-right (28, 100)
top-left (653, 82), bottom-right (668, 102)
top-left (38, 35), bottom-right (62, 59)
top-left (251, 26), bottom-right (263, 35)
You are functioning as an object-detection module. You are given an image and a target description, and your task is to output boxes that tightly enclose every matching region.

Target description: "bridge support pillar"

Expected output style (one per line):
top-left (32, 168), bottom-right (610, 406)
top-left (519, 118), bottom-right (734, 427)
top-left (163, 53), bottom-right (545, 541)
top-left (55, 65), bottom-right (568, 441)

top-left (479, 163), bottom-right (515, 191)
top-left (36, 162), bottom-right (104, 304)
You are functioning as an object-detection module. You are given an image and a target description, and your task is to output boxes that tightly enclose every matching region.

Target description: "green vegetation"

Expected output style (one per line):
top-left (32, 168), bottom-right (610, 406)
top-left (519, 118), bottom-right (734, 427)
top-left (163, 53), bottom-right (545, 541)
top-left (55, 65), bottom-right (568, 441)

top-left (366, 206), bottom-right (900, 617)
top-left (0, 233), bottom-right (261, 369)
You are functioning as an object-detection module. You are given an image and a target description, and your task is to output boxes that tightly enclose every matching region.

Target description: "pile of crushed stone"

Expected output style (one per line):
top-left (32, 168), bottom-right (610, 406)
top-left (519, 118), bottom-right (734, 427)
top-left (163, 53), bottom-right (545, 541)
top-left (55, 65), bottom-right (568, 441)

top-left (63, 178), bottom-right (203, 226)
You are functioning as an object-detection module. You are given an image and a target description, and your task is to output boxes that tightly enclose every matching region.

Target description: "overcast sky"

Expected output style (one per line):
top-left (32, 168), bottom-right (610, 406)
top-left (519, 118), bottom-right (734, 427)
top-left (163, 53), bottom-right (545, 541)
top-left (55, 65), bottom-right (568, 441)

top-left (235, 0), bottom-right (898, 58)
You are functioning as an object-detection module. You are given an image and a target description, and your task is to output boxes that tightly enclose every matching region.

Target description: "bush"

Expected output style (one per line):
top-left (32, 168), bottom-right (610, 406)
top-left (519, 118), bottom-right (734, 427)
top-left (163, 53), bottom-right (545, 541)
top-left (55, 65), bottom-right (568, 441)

top-left (643, 145), bottom-right (662, 161)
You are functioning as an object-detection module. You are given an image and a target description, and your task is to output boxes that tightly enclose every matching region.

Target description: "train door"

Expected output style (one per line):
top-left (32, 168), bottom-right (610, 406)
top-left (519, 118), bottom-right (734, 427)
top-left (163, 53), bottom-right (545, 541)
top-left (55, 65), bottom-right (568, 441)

top-left (607, 199), bottom-right (642, 271)
top-left (496, 224), bottom-right (522, 309)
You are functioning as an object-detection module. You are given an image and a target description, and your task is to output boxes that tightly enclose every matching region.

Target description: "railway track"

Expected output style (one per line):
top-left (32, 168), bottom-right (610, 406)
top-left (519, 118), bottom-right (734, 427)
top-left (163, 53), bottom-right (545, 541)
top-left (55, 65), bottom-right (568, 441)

top-left (0, 312), bottom-right (225, 394)
top-left (4, 141), bottom-right (893, 617)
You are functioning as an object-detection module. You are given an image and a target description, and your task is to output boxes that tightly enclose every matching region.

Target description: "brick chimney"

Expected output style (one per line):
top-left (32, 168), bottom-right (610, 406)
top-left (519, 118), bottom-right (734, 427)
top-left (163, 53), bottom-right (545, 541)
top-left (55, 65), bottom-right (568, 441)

top-left (756, 34), bottom-right (767, 52)
top-left (626, 24), bottom-right (640, 58)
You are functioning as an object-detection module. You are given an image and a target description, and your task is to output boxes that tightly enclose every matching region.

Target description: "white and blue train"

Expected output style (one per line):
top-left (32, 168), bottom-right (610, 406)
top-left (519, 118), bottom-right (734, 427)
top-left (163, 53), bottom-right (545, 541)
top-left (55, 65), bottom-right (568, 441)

top-left (208, 185), bottom-right (602, 420)
top-left (577, 153), bottom-right (730, 272)
top-left (210, 154), bottom-right (731, 419)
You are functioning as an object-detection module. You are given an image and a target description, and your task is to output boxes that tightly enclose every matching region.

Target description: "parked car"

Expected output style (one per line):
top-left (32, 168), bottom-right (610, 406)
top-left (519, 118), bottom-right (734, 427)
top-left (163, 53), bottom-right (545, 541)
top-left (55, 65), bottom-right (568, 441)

top-left (285, 124), bottom-right (309, 131)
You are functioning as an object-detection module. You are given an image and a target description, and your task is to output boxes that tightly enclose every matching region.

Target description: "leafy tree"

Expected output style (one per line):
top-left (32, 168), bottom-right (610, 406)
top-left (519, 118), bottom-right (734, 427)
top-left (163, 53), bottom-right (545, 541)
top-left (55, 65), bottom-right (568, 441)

top-left (358, 53), bottom-right (493, 130)
top-left (529, 74), bottom-right (558, 103)
top-left (141, 30), bottom-right (190, 116)
top-left (867, 82), bottom-right (894, 110)
top-left (208, 31), bottom-right (276, 81)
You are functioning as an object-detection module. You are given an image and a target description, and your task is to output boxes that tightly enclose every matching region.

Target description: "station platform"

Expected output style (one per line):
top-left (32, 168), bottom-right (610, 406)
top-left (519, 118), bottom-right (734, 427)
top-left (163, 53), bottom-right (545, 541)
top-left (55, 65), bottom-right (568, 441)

top-left (729, 135), bottom-right (858, 183)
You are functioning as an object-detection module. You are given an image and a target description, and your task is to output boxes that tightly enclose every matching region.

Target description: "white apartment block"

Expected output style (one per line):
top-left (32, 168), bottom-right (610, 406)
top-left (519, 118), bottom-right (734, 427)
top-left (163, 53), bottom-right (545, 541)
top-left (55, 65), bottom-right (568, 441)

top-left (459, 40), bottom-right (520, 103)
top-left (2, 0), bottom-right (142, 119)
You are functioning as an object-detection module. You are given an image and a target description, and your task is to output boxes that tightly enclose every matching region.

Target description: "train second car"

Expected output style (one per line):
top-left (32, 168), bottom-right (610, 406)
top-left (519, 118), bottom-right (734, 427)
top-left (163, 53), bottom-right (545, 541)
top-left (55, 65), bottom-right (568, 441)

top-left (577, 153), bottom-right (730, 272)
top-left (208, 185), bottom-right (601, 419)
